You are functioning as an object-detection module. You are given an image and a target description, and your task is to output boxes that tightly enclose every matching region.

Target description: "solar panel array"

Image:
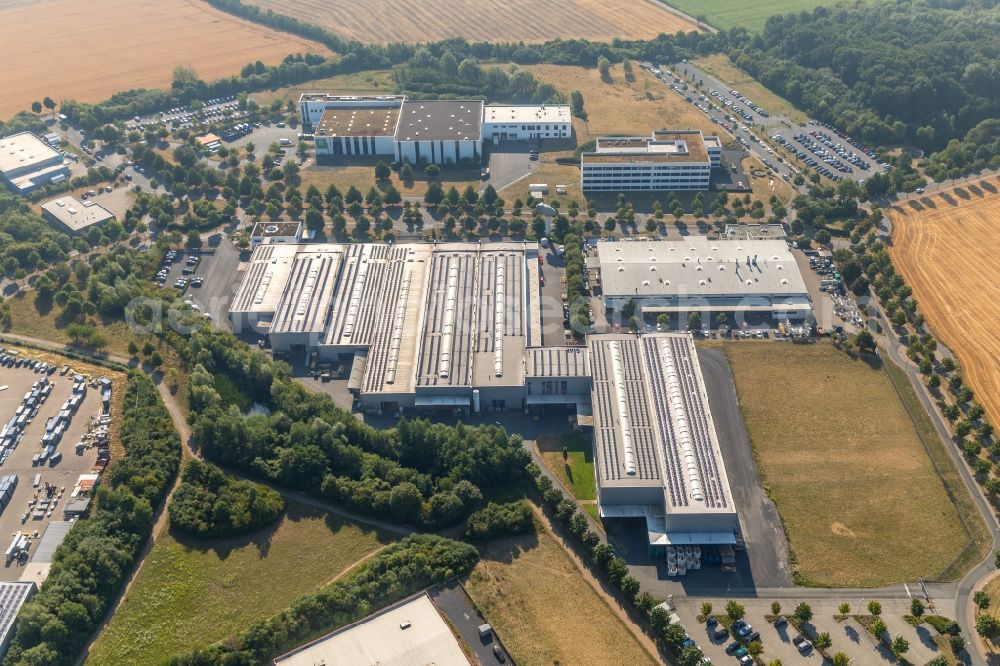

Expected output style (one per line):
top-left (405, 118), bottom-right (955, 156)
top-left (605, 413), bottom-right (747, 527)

top-left (0, 582), bottom-right (33, 644)
top-left (644, 336), bottom-right (729, 509)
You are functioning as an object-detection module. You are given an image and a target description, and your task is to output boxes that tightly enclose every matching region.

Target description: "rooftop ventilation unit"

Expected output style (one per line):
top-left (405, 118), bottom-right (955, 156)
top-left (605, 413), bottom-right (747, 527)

top-left (438, 262), bottom-right (460, 378)
top-left (609, 341), bottom-right (637, 476)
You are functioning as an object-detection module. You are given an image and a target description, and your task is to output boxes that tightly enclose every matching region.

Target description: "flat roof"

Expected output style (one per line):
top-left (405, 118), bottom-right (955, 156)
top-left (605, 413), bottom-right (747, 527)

top-left (300, 93), bottom-right (404, 105)
top-left (40, 196), bottom-right (115, 232)
top-left (0, 582), bottom-right (36, 650)
top-left (589, 333), bottom-right (736, 515)
top-left (316, 106), bottom-right (400, 137)
top-left (598, 238), bottom-right (808, 300)
top-left (274, 592), bottom-right (470, 666)
top-left (584, 130), bottom-right (710, 165)
top-left (270, 250), bottom-right (343, 335)
top-left (526, 346), bottom-right (590, 378)
top-left (0, 132), bottom-right (61, 175)
top-left (251, 221), bottom-right (301, 238)
top-left (396, 99), bottom-right (484, 142)
top-left (484, 104), bottom-right (571, 124)
top-left (230, 243), bottom-right (305, 316)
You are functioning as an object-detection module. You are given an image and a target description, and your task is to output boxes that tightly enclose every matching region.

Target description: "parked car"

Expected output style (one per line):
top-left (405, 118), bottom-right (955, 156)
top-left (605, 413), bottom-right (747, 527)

top-left (492, 645), bottom-right (506, 662)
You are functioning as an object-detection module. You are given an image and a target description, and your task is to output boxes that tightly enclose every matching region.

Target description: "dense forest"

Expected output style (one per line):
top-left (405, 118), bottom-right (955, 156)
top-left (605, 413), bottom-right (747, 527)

top-left (731, 0), bottom-right (1000, 162)
top-left (169, 460), bottom-right (285, 538)
top-left (184, 328), bottom-right (531, 529)
top-left (4, 373), bottom-right (180, 666)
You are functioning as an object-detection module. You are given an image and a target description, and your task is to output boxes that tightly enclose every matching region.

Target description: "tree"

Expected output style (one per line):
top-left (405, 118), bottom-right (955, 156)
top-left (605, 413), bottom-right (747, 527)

top-left (597, 56), bottom-right (611, 80)
top-left (725, 599), bottom-right (745, 621)
top-left (867, 600), bottom-right (882, 616)
top-left (678, 645), bottom-right (704, 666)
top-left (794, 602), bottom-right (812, 623)
top-left (31, 101), bottom-right (42, 114)
top-left (871, 618), bottom-right (887, 638)
top-left (832, 652), bottom-right (850, 666)
top-left (910, 598), bottom-right (925, 617)
top-left (570, 90), bottom-right (587, 119)
top-left (974, 591), bottom-right (991, 610)
top-left (400, 162), bottom-right (414, 182)
top-left (43, 96), bottom-right (56, 117)
top-left (622, 58), bottom-right (634, 81)
top-left (425, 164), bottom-right (441, 180)
top-left (889, 634), bottom-right (909, 657)
top-left (374, 160), bottom-right (391, 181)
top-left (855, 329), bottom-right (876, 353)
top-left (688, 311), bottom-right (702, 332)
top-left (700, 601), bottom-right (713, 619)
top-left (771, 601), bottom-right (782, 616)
top-left (815, 632), bottom-right (832, 650)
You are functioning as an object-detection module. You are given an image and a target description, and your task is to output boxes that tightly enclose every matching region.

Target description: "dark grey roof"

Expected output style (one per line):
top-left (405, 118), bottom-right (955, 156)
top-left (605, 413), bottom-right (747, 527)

top-left (395, 100), bottom-right (483, 142)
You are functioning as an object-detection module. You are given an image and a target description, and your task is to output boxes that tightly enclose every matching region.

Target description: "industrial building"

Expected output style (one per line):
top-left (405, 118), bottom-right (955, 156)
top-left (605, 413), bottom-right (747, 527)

top-left (0, 582), bottom-right (36, 659)
top-left (230, 241), bottom-right (564, 414)
top-left (482, 104), bottom-right (572, 141)
top-left (302, 94), bottom-right (570, 164)
top-left (274, 592), bottom-right (470, 666)
top-left (580, 130), bottom-right (721, 192)
top-left (589, 333), bottom-right (738, 554)
top-left (0, 133), bottom-right (69, 194)
top-left (40, 195), bottom-right (115, 234)
top-left (596, 237), bottom-right (812, 322)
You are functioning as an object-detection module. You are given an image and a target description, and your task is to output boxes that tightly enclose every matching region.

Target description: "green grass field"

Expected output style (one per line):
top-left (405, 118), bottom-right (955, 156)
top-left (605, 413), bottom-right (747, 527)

top-left (537, 434), bottom-right (596, 500)
top-left (87, 501), bottom-right (394, 665)
top-left (661, 0), bottom-right (849, 31)
top-left (720, 341), bottom-right (975, 587)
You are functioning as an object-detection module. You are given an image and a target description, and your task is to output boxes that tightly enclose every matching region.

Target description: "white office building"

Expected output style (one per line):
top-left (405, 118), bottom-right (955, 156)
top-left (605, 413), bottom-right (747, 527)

top-left (482, 104), bottom-right (572, 141)
top-left (581, 130), bottom-right (721, 192)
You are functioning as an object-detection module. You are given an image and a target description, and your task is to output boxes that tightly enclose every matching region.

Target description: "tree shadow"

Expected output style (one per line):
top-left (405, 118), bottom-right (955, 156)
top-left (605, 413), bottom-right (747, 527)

top-left (940, 192), bottom-right (958, 206)
top-left (906, 201), bottom-right (924, 212)
top-left (476, 529), bottom-right (541, 565)
top-left (845, 623), bottom-right (861, 643)
top-left (563, 462), bottom-right (575, 485)
top-left (954, 187), bottom-right (971, 200)
top-left (968, 184), bottom-right (985, 198)
top-left (981, 180), bottom-right (997, 194)
top-left (915, 625), bottom-right (937, 650)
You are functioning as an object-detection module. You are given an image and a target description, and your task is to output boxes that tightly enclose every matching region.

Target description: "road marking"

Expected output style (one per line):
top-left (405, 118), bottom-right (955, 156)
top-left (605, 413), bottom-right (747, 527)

top-left (904, 583), bottom-right (911, 598)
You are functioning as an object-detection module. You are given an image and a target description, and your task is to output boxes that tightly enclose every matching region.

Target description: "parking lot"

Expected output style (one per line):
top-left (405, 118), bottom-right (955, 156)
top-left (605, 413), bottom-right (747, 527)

top-left (153, 236), bottom-right (244, 328)
top-left (0, 354), bottom-right (107, 581)
top-left (793, 250), bottom-right (862, 333)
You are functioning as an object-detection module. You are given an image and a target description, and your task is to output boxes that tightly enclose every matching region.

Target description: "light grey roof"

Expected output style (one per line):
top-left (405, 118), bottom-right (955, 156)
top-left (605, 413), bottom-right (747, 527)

top-left (589, 333), bottom-right (736, 515)
top-left (525, 346), bottom-right (590, 378)
top-left (598, 237), bottom-right (808, 299)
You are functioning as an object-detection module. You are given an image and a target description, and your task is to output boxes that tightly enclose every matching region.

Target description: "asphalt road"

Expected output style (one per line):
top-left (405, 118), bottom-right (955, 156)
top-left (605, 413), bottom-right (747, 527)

top-left (428, 581), bottom-right (512, 665)
top-left (698, 346), bottom-right (793, 590)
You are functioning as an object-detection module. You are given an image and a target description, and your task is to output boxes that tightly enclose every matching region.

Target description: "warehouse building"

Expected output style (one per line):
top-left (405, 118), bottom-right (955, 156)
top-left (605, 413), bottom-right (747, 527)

top-left (580, 130), bottom-right (721, 192)
top-left (589, 333), bottom-right (738, 552)
top-left (0, 582), bottom-right (37, 659)
top-left (230, 241), bottom-right (559, 414)
top-left (274, 591), bottom-right (470, 666)
top-left (303, 94), bottom-right (570, 164)
top-left (0, 132), bottom-right (70, 194)
top-left (40, 195), bottom-right (115, 234)
top-left (597, 237), bottom-right (812, 322)
top-left (482, 104), bottom-right (572, 141)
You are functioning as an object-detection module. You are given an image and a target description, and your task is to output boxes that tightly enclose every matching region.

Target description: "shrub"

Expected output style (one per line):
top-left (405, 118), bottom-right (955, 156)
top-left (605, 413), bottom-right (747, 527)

top-left (169, 460), bottom-right (285, 538)
top-left (464, 500), bottom-right (534, 540)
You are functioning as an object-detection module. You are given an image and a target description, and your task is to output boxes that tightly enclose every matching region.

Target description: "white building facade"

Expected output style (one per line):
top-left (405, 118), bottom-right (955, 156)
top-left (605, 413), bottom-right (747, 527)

top-left (482, 105), bottom-right (572, 141)
top-left (581, 130), bottom-right (721, 192)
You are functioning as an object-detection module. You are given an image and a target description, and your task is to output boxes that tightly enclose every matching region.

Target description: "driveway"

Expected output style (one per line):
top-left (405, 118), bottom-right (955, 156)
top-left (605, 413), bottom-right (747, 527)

top-left (429, 580), bottom-right (512, 665)
top-left (487, 141), bottom-right (534, 191)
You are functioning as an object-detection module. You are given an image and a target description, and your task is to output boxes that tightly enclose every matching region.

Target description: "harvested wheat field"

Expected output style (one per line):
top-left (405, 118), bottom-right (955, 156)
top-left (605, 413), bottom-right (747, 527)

top-left (0, 0), bottom-right (331, 120)
top-left (722, 340), bottom-right (970, 587)
top-left (888, 177), bottom-right (1000, 431)
top-left (249, 0), bottom-right (698, 43)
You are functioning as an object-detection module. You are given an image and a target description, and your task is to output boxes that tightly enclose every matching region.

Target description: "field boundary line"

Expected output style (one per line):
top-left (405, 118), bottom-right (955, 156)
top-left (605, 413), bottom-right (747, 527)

top-left (879, 347), bottom-right (981, 581)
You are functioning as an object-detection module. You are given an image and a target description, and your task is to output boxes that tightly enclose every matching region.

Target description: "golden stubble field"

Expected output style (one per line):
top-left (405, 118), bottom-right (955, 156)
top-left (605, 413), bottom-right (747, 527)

top-left (0, 0), bottom-right (331, 120)
top-left (248, 0), bottom-right (698, 43)
top-left (888, 177), bottom-right (1000, 432)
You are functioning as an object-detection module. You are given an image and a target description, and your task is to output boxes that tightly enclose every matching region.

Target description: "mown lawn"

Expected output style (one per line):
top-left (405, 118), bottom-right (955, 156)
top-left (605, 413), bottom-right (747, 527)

top-left (87, 501), bottom-right (394, 665)
top-left (720, 340), bottom-right (970, 587)
top-left (537, 433), bottom-right (596, 500)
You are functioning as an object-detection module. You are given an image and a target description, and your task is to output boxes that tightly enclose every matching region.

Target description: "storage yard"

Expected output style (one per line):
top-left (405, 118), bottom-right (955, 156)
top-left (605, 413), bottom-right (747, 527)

top-left (0, 0), bottom-right (332, 120)
top-left (0, 348), bottom-right (116, 582)
top-left (247, 0), bottom-right (699, 43)
top-left (888, 180), bottom-right (1000, 435)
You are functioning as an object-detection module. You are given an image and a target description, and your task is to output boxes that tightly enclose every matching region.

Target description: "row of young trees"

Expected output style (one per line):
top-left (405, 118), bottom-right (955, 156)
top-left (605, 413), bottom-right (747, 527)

top-left (182, 328), bottom-right (531, 529)
top-left (168, 534), bottom-right (479, 664)
top-left (5, 373), bottom-right (180, 665)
